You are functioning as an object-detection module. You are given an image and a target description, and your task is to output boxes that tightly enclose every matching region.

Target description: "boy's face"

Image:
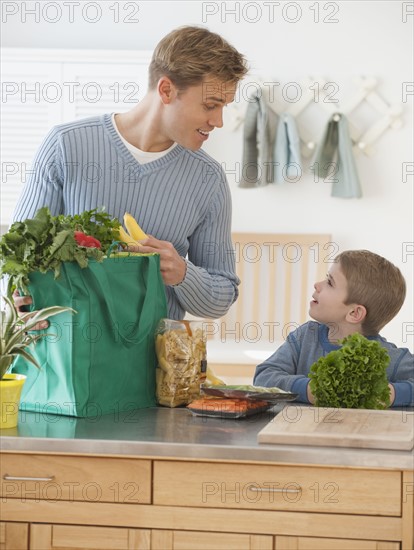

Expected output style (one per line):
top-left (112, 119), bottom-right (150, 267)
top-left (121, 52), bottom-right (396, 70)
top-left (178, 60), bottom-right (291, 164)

top-left (309, 262), bottom-right (353, 326)
top-left (161, 77), bottom-right (237, 150)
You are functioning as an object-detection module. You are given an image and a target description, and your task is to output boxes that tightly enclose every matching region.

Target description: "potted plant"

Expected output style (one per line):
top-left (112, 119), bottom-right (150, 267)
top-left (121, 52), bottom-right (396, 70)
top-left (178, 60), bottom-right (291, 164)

top-left (0, 296), bottom-right (73, 429)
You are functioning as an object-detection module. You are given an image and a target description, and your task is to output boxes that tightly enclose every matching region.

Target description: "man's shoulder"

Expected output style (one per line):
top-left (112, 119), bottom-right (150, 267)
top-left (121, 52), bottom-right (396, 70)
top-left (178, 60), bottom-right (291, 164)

top-left (184, 148), bottom-right (224, 176)
top-left (51, 114), bottom-right (106, 137)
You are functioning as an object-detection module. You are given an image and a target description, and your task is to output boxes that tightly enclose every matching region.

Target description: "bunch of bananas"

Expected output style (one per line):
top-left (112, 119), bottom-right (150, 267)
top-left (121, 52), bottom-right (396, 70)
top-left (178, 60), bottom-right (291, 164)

top-left (117, 213), bottom-right (147, 246)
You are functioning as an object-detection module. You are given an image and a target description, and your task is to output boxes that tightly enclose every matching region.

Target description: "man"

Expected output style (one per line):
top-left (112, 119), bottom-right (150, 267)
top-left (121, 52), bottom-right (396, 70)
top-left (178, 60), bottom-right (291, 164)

top-left (12, 26), bottom-right (248, 321)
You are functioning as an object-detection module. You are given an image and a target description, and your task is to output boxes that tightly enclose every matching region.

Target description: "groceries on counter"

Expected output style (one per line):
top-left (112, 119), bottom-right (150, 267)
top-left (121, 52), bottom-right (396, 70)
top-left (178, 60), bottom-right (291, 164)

top-left (154, 316), bottom-right (297, 413)
top-left (155, 319), bottom-right (207, 407)
top-left (187, 397), bottom-right (271, 419)
top-left (187, 384), bottom-right (298, 419)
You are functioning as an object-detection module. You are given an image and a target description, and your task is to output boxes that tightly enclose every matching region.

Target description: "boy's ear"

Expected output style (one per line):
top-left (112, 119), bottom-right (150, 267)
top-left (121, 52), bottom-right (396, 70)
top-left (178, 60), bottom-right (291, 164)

top-left (346, 304), bottom-right (367, 325)
top-left (158, 77), bottom-right (176, 104)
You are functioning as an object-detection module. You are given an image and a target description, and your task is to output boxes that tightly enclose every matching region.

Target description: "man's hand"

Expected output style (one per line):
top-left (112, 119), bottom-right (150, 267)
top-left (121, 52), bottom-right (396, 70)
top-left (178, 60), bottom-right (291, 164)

top-left (12, 290), bottom-right (49, 330)
top-left (129, 236), bottom-right (186, 286)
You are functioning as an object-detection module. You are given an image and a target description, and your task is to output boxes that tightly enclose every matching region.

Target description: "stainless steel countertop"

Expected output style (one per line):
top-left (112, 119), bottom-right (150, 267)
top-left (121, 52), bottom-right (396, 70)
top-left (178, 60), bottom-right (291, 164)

top-left (1, 405), bottom-right (413, 470)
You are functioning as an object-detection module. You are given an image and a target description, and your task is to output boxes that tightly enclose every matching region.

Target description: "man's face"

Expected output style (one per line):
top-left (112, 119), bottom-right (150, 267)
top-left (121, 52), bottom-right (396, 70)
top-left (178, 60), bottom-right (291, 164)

top-left (309, 262), bottom-right (352, 327)
top-left (163, 77), bottom-right (237, 150)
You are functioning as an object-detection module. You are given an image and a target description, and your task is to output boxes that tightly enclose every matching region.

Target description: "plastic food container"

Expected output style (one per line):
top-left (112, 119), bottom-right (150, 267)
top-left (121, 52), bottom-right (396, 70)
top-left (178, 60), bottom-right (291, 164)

top-left (155, 319), bottom-right (207, 407)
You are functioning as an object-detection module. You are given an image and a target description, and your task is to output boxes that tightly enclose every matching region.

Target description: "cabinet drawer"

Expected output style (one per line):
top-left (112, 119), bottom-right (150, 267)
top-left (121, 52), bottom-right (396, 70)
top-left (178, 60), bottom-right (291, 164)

top-left (30, 524), bottom-right (151, 550)
top-left (1, 454), bottom-right (151, 504)
top-left (153, 461), bottom-right (401, 516)
top-left (275, 536), bottom-right (401, 549)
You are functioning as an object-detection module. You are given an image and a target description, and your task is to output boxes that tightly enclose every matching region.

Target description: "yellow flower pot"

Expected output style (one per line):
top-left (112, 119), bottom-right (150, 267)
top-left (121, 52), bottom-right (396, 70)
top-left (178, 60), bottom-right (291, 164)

top-left (0, 373), bottom-right (27, 429)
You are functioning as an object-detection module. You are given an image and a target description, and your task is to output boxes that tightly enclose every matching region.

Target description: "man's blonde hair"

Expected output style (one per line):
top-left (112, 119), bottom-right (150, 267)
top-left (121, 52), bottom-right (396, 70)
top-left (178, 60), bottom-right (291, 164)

top-left (148, 26), bottom-right (248, 90)
top-left (336, 250), bottom-right (406, 335)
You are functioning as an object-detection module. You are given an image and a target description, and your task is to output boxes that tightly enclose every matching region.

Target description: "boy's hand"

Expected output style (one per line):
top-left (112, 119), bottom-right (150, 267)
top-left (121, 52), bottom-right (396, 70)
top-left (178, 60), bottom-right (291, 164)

top-left (388, 383), bottom-right (395, 407)
top-left (307, 383), bottom-right (315, 405)
top-left (307, 382), bottom-right (395, 408)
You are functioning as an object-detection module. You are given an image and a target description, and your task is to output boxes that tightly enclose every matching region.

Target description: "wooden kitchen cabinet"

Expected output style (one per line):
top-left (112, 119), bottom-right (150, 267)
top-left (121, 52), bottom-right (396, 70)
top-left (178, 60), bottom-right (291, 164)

top-left (0, 521), bottom-right (29, 550)
top-left (28, 525), bottom-right (272, 550)
top-left (1, 453), bottom-right (412, 549)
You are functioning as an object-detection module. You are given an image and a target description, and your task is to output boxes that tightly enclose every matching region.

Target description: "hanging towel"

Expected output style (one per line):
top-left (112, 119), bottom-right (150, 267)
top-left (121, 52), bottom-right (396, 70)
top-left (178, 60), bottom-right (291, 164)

top-left (311, 113), bottom-right (362, 198)
top-left (239, 93), bottom-right (278, 188)
top-left (274, 113), bottom-right (302, 183)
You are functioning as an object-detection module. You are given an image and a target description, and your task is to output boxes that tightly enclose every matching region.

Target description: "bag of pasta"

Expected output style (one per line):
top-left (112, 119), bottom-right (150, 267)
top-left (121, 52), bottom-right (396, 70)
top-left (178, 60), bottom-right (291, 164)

top-left (155, 319), bottom-right (207, 407)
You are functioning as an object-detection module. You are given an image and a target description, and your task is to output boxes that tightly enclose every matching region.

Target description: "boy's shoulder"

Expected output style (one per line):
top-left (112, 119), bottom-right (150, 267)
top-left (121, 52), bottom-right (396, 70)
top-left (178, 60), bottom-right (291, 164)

top-left (284, 321), bottom-right (327, 357)
top-left (373, 334), bottom-right (413, 361)
top-left (288, 321), bottom-right (323, 342)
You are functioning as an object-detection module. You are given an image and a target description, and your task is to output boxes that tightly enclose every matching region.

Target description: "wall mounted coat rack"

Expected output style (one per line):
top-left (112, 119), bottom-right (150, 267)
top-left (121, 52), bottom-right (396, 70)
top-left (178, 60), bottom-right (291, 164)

top-left (230, 76), bottom-right (403, 158)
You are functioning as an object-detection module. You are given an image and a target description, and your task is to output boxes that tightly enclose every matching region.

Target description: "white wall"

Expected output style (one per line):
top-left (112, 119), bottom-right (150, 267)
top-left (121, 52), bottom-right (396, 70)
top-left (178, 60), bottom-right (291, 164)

top-left (2, 1), bottom-right (413, 350)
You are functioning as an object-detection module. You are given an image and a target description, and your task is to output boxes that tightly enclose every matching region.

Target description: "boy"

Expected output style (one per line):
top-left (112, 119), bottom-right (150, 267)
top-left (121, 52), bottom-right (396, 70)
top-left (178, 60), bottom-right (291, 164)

top-left (12, 26), bottom-right (248, 322)
top-left (254, 250), bottom-right (413, 407)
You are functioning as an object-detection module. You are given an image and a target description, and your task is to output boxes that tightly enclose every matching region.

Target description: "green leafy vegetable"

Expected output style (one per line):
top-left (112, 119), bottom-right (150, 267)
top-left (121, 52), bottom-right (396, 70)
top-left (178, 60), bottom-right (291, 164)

top-left (0, 207), bottom-right (120, 296)
top-left (309, 333), bottom-right (391, 409)
top-left (56, 210), bottom-right (119, 250)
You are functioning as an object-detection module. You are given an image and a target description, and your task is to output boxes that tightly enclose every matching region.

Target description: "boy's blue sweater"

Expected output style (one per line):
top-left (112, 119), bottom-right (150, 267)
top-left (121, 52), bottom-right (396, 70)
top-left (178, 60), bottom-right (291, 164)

top-left (254, 321), bottom-right (414, 407)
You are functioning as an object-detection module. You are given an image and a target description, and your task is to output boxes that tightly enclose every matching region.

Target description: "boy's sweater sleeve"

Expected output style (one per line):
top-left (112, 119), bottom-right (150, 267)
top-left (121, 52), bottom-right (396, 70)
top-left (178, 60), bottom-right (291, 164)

top-left (389, 348), bottom-right (414, 407)
top-left (253, 333), bottom-right (311, 403)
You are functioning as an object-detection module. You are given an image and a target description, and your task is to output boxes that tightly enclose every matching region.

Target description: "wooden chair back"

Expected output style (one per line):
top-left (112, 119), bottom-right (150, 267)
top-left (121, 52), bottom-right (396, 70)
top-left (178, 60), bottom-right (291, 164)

top-left (205, 233), bottom-right (334, 344)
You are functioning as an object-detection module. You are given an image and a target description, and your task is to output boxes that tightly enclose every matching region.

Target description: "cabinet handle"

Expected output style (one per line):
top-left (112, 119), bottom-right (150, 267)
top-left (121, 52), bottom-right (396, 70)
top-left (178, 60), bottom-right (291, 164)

top-left (3, 474), bottom-right (55, 482)
top-left (247, 484), bottom-right (301, 494)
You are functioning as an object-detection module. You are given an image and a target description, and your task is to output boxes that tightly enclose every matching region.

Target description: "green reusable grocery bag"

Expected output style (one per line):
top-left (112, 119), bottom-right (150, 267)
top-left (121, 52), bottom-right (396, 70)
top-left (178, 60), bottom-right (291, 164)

top-left (11, 255), bottom-right (167, 417)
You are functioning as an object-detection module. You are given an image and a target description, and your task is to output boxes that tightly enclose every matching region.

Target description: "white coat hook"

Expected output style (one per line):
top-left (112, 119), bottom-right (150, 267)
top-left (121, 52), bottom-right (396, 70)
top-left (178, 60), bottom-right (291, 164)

top-left (231, 74), bottom-right (403, 157)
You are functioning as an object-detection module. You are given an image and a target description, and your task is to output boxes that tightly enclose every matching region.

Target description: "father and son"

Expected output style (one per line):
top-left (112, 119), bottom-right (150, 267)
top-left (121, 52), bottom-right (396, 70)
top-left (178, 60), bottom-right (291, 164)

top-left (11, 26), bottom-right (413, 408)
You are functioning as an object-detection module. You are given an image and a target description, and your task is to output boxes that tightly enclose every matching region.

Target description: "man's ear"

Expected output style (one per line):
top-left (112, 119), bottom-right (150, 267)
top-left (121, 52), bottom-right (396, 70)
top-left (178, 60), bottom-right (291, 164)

top-left (158, 77), bottom-right (176, 104)
top-left (346, 304), bottom-right (367, 325)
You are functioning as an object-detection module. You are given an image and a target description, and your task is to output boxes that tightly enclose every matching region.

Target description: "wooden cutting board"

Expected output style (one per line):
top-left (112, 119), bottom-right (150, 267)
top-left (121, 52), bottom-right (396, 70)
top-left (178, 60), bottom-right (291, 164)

top-left (258, 406), bottom-right (414, 450)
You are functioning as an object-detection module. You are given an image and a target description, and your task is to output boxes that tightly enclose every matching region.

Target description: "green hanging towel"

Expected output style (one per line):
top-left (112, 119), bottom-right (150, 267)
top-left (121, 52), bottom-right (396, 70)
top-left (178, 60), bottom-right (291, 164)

top-left (311, 113), bottom-right (362, 198)
top-left (11, 254), bottom-right (168, 417)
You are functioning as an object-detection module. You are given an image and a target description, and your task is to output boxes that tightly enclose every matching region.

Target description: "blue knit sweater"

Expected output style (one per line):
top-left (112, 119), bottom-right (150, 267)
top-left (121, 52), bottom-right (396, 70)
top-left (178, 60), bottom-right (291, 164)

top-left (12, 114), bottom-right (239, 319)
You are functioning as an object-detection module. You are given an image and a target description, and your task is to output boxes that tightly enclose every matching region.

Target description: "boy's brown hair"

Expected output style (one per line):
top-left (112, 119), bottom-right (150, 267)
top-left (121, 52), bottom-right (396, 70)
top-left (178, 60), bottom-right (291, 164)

top-left (336, 250), bottom-right (406, 335)
top-left (148, 26), bottom-right (248, 90)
